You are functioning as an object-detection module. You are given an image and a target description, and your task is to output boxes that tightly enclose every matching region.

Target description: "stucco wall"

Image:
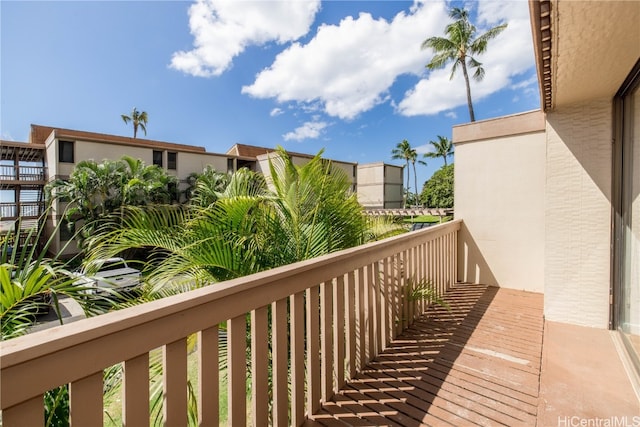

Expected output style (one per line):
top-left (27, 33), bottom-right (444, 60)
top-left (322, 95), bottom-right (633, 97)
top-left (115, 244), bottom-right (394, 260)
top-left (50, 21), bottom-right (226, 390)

top-left (544, 98), bottom-right (612, 328)
top-left (357, 163), bottom-right (404, 208)
top-left (454, 111), bottom-right (546, 293)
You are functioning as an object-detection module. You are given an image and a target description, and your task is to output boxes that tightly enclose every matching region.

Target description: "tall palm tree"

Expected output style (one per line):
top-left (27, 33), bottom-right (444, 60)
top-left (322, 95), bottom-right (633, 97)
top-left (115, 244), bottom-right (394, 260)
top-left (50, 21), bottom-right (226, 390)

top-left (424, 135), bottom-right (454, 166)
top-left (409, 149), bottom-right (427, 207)
top-left (121, 107), bottom-right (148, 138)
top-left (421, 7), bottom-right (507, 122)
top-left (391, 139), bottom-right (414, 207)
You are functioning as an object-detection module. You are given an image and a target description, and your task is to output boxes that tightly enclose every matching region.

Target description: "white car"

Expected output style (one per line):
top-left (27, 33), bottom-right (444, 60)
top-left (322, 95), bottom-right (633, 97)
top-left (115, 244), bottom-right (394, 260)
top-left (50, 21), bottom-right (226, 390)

top-left (75, 257), bottom-right (142, 294)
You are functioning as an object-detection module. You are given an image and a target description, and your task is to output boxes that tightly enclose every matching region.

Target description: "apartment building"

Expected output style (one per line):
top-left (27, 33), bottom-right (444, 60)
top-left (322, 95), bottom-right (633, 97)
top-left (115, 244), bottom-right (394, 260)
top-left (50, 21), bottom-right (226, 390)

top-left (1, 125), bottom-right (404, 255)
top-left (356, 162), bottom-right (404, 209)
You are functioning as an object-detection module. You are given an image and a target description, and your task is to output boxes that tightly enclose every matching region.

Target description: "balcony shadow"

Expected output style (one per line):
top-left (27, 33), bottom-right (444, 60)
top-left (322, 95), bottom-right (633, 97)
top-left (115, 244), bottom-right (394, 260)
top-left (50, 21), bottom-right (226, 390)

top-left (310, 284), bottom-right (504, 426)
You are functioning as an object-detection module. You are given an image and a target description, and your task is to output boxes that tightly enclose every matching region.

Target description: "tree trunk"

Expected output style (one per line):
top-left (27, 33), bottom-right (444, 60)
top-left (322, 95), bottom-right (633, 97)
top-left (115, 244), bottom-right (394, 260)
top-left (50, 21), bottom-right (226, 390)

top-left (404, 160), bottom-right (410, 208)
top-left (412, 162), bottom-right (418, 207)
top-left (460, 59), bottom-right (476, 122)
top-left (133, 123), bottom-right (138, 138)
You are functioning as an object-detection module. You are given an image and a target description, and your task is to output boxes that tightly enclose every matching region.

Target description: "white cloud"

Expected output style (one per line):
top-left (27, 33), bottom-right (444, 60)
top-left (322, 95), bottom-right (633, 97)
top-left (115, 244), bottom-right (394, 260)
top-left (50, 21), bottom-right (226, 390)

top-left (283, 120), bottom-right (328, 141)
top-left (510, 75), bottom-right (538, 90)
top-left (171, 0), bottom-right (321, 77)
top-left (397, 0), bottom-right (535, 118)
top-left (1, 132), bottom-right (15, 141)
top-left (445, 111), bottom-right (457, 119)
top-left (242, 1), bottom-right (450, 120)
top-left (414, 143), bottom-right (432, 155)
top-left (270, 107), bottom-right (284, 117)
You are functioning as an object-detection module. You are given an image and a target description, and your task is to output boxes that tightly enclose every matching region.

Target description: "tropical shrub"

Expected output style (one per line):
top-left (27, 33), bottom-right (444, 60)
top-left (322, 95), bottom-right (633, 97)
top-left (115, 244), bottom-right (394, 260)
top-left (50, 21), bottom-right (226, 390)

top-left (420, 164), bottom-right (454, 208)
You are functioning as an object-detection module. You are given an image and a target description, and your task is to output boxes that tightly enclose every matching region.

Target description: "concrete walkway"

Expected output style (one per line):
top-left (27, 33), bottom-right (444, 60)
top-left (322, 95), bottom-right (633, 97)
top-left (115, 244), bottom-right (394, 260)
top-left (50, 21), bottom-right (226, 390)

top-left (28, 296), bottom-right (86, 333)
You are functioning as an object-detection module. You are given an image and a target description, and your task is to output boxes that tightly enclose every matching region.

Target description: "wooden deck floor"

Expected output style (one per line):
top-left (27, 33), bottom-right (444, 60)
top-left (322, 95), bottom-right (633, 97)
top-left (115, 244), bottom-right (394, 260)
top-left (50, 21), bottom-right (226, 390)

top-left (307, 284), bottom-right (545, 427)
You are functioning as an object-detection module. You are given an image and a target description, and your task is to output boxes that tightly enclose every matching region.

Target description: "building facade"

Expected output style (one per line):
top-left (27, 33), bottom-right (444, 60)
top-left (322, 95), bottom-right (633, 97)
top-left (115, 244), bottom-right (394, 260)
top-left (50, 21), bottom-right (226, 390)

top-left (1, 125), bottom-right (404, 255)
top-left (356, 162), bottom-right (404, 209)
top-left (454, 0), bottom-right (640, 389)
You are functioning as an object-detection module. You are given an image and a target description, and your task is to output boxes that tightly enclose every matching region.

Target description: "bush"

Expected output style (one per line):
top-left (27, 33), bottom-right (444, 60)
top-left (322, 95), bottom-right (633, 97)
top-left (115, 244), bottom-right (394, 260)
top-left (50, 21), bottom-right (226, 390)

top-left (420, 164), bottom-right (453, 208)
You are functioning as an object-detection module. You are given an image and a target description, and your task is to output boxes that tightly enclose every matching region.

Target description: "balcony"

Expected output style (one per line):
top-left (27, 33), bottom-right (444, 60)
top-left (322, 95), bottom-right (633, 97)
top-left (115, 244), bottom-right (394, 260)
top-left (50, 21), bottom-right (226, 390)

top-left (0, 201), bottom-right (45, 220)
top-left (0, 165), bottom-right (47, 185)
top-left (1, 220), bottom-right (637, 426)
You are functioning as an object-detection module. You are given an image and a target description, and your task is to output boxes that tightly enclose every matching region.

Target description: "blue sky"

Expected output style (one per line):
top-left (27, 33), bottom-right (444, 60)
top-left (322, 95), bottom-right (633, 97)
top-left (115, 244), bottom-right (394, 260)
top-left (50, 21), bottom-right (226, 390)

top-left (1, 0), bottom-right (540, 191)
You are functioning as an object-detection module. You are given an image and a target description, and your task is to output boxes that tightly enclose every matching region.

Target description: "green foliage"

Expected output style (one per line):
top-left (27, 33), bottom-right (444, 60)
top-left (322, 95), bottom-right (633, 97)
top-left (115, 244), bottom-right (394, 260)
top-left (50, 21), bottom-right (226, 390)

top-left (424, 135), bottom-right (454, 166)
top-left (0, 215), bottom-right (108, 340)
top-left (86, 149), bottom-right (392, 288)
top-left (392, 139), bottom-right (425, 207)
top-left (46, 156), bottom-right (178, 250)
top-left (186, 165), bottom-right (233, 207)
top-left (420, 164), bottom-right (454, 208)
top-left (409, 279), bottom-right (450, 311)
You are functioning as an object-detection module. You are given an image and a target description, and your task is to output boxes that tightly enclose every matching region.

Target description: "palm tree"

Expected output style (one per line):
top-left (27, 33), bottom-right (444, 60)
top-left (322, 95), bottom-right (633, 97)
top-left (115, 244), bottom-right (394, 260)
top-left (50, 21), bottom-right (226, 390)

top-left (46, 156), bottom-right (177, 250)
top-left (424, 135), bottom-right (454, 166)
top-left (409, 149), bottom-right (427, 207)
top-left (189, 166), bottom-right (232, 207)
top-left (421, 7), bottom-right (507, 122)
top-left (85, 148), bottom-right (397, 286)
top-left (391, 139), bottom-right (414, 207)
top-left (121, 107), bottom-right (148, 138)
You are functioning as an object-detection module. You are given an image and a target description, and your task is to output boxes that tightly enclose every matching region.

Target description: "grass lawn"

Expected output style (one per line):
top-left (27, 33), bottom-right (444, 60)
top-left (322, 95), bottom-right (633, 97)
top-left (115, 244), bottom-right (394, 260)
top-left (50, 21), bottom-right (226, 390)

top-left (403, 214), bottom-right (452, 224)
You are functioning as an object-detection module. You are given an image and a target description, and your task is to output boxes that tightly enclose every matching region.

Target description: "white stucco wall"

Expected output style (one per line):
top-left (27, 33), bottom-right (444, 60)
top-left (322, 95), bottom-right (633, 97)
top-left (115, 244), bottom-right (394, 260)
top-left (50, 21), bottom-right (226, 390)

top-left (544, 98), bottom-right (613, 329)
top-left (454, 111), bottom-right (546, 293)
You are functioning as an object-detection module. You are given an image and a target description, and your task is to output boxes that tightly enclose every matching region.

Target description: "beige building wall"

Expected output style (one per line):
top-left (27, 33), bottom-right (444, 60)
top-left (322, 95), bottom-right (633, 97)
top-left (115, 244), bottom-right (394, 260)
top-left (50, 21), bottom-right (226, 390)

top-left (356, 163), bottom-right (403, 208)
top-left (544, 98), bottom-right (613, 329)
top-left (454, 111), bottom-right (546, 293)
top-left (256, 153), bottom-right (357, 191)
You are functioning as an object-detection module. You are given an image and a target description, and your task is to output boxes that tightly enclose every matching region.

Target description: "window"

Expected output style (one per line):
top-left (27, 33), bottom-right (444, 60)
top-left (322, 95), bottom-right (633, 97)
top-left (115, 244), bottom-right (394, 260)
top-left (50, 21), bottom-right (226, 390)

top-left (353, 165), bottom-right (357, 177)
top-left (153, 150), bottom-right (163, 167)
top-left (59, 219), bottom-right (75, 242)
top-left (227, 158), bottom-right (234, 173)
top-left (167, 152), bottom-right (177, 170)
top-left (614, 59), bottom-right (640, 375)
top-left (59, 141), bottom-right (74, 163)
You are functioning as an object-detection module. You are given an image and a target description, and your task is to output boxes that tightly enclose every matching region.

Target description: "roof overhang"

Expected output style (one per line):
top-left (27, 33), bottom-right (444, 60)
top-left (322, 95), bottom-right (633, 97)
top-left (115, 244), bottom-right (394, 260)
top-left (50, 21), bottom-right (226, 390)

top-left (530, 0), bottom-right (640, 111)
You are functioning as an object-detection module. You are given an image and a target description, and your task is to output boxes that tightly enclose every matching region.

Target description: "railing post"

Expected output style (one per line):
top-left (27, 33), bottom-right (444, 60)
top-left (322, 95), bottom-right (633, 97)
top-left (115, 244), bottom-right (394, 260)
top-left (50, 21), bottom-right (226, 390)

top-left (70, 372), bottom-right (103, 426)
top-left (251, 307), bottom-right (268, 426)
top-left (163, 337), bottom-right (187, 427)
top-left (306, 285), bottom-right (321, 414)
top-left (272, 298), bottom-right (289, 425)
top-left (334, 275), bottom-right (345, 391)
top-left (290, 292), bottom-right (305, 426)
top-left (198, 326), bottom-right (219, 427)
top-left (123, 354), bottom-right (150, 426)
top-left (320, 281), bottom-right (334, 403)
top-left (2, 396), bottom-right (44, 427)
top-left (228, 315), bottom-right (247, 426)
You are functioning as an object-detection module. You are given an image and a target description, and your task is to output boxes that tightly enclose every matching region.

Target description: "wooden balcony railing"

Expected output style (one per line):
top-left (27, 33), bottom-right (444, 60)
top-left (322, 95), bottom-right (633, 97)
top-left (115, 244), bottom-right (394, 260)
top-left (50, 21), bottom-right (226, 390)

top-left (0, 220), bottom-right (460, 426)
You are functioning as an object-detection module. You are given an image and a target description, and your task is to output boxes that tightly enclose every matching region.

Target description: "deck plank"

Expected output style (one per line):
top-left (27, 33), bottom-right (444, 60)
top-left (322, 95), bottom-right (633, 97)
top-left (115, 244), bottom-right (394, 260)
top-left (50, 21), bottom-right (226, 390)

top-left (311, 284), bottom-right (544, 427)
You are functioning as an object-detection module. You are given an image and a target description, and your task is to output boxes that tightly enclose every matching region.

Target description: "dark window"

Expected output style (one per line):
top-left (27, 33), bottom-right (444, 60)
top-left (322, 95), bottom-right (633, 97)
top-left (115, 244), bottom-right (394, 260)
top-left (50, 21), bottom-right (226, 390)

top-left (59, 141), bottom-right (74, 163)
top-left (153, 150), bottom-right (163, 167)
top-left (59, 219), bottom-right (75, 242)
top-left (167, 152), bottom-right (177, 170)
top-left (353, 165), bottom-right (357, 177)
top-left (227, 158), bottom-right (234, 173)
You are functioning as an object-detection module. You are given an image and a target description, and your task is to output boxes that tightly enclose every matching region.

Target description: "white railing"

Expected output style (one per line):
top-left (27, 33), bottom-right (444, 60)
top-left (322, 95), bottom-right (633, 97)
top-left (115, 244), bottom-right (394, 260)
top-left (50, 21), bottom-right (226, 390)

top-left (0, 220), bottom-right (460, 426)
